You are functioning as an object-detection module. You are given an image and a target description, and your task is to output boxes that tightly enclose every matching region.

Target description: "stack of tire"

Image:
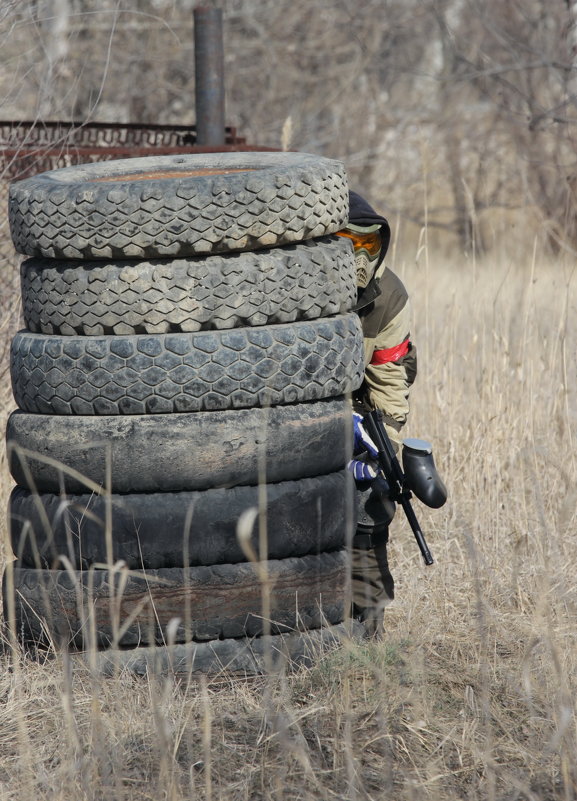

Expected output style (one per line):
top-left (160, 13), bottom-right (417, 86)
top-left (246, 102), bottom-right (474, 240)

top-left (3, 152), bottom-right (364, 672)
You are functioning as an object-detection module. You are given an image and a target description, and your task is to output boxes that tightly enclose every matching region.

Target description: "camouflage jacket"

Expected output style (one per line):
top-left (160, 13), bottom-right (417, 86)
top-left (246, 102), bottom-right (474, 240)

top-left (353, 264), bottom-right (417, 447)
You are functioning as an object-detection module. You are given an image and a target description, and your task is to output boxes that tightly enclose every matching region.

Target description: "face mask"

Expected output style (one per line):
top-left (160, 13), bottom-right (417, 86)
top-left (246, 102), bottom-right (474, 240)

top-left (336, 223), bottom-right (382, 289)
top-left (355, 250), bottom-right (377, 289)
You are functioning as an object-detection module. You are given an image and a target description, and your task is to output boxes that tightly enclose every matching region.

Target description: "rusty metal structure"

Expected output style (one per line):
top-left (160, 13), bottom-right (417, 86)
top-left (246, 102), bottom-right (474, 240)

top-left (0, 8), bottom-right (272, 182)
top-left (0, 120), bottom-right (263, 181)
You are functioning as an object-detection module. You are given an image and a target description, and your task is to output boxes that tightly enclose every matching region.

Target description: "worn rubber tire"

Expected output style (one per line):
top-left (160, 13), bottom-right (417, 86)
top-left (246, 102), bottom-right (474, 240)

top-left (80, 621), bottom-right (366, 677)
top-left (9, 470), bottom-right (355, 569)
top-left (8, 152), bottom-right (348, 259)
top-left (7, 398), bottom-right (352, 494)
top-left (20, 237), bottom-right (356, 335)
top-left (10, 315), bottom-right (364, 415)
top-left (4, 551), bottom-right (348, 648)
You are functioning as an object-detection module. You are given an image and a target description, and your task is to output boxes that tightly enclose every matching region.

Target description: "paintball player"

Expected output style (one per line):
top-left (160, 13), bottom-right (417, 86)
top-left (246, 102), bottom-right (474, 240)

top-left (336, 191), bottom-right (417, 637)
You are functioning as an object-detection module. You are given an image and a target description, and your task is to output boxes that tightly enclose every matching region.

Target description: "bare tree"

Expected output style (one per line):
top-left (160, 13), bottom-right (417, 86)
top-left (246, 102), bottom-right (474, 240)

top-left (4, 0), bottom-right (577, 253)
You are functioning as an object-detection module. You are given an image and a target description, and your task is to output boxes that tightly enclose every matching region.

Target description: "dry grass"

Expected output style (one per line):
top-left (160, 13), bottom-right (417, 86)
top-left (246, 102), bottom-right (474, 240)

top-left (0, 223), bottom-right (576, 800)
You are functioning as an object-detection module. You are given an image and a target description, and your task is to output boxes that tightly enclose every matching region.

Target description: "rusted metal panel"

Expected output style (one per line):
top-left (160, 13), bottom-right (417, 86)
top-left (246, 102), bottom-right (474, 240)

top-left (0, 120), bottom-right (275, 181)
top-left (0, 120), bottom-right (243, 148)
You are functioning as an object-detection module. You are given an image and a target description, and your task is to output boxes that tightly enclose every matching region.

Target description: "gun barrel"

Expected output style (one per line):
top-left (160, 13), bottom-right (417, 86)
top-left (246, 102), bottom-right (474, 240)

top-left (400, 496), bottom-right (434, 565)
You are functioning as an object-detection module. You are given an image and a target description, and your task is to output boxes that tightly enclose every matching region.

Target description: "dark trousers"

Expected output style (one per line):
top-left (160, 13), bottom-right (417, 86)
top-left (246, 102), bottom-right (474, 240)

top-left (351, 528), bottom-right (394, 636)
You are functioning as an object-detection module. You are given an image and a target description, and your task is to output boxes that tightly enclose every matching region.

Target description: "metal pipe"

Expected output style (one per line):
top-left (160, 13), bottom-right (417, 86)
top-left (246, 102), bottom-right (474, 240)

top-left (194, 7), bottom-right (226, 146)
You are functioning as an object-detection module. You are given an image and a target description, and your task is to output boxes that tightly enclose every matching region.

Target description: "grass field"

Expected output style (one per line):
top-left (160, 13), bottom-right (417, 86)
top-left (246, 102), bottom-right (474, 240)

top-left (0, 230), bottom-right (576, 800)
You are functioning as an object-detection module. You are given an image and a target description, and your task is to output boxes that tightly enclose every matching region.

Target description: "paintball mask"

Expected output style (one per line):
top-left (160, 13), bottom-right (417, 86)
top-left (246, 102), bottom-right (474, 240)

top-left (336, 223), bottom-right (382, 289)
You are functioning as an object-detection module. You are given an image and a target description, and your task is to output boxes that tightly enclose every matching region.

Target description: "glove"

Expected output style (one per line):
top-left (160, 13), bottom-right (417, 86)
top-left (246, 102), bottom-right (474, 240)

top-left (352, 412), bottom-right (378, 458)
top-left (349, 412), bottom-right (380, 481)
top-left (348, 457), bottom-right (378, 481)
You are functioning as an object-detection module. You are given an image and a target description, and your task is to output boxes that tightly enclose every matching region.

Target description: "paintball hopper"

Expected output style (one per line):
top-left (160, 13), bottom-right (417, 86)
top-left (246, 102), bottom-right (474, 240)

top-left (401, 438), bottom-right (448, 509)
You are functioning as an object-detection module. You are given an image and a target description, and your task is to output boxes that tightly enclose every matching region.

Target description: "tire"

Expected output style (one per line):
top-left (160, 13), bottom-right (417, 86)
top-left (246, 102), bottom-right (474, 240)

top-left (10, 315), bottom-right (364, 415)
top-left (20, 237), bottom-right (356, 335)
top-left (7, 398), bottom-right (352, 494)
top-left (8, 152), bottom-right (348, 259)
top-left (82, 621), bottom-right (366, 677)
top-left (9, 470), bottom-right (355, 569)
top-left (4, 551), bottom-right (348, 648)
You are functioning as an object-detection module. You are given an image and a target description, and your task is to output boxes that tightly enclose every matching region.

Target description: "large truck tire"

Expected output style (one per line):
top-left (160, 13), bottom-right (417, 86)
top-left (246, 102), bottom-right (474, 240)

top-left (9, 470), bottom-right (355, 569)
top-left (20, 237), bottom-right (356, 335)
top-left (4, 550), bottom-right (348, 648)
top-left (83, 621), bottom-right (366, 677)
top-left (10, 315), bottom-right (364, 415)
top-left (8, 152), bottom-right (348, 259)
top-left (7, 398), bottom-right (352, 494)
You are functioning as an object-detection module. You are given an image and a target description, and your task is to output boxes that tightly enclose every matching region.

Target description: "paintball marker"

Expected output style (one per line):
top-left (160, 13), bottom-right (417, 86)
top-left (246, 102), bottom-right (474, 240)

top-left (362, 409), bottom-right (447, 566)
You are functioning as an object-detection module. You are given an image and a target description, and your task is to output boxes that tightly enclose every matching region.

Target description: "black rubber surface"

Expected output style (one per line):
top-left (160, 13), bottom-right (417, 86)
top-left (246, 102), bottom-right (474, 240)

top-left (9, 470), bottom-right (355, 569)
top-left (4, 550), bottom-right (348, 648)
top-left (9, 152), bottom-right (348, 259)
top-left (10, 315), bottom-right (364, 414)
top-left (20, 237), bottom-right (356, 335)
top-left (82, 621), bottom-right (366, 676)
top-left (7, 398), bottom-right (353, 494)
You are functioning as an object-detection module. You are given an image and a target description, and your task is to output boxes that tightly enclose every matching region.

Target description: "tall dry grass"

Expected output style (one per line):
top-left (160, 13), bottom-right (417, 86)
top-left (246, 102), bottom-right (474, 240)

top-left (0, 220), bottom-right (576, 799)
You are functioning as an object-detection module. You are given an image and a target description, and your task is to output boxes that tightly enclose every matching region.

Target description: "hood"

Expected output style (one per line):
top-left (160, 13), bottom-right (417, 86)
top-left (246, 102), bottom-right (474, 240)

top-left (348, 190), bottom-right (391, 313)
top-left (348, 190), bottom-right (391, 269)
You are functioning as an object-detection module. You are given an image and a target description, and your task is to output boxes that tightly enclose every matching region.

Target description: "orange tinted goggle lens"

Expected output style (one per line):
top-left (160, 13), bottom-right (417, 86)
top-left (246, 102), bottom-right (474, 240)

top-left (336, 229), bottom-right (381, 257)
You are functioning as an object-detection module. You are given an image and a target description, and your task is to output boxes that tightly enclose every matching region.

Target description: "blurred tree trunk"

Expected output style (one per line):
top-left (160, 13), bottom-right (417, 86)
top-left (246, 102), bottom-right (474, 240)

top-left (436, 0), bottom-right (477, 253)
top-left (567, 0), bottom-right (577, 102)
top-left (38, 0), bottom-right (70, 116)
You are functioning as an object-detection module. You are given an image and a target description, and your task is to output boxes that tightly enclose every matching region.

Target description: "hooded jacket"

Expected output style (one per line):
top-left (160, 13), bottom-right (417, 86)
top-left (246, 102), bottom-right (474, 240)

top-left (348, 191), bottom-right (417, 445)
